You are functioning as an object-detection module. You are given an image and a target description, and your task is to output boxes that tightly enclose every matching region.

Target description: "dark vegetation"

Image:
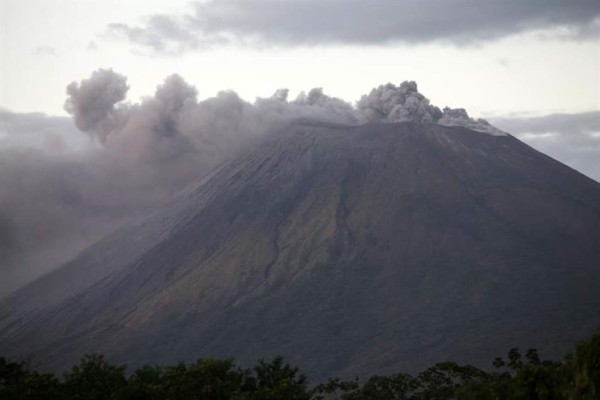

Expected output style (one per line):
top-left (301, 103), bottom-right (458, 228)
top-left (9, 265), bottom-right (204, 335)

top-left (2, 330), bottom-right (598, 400)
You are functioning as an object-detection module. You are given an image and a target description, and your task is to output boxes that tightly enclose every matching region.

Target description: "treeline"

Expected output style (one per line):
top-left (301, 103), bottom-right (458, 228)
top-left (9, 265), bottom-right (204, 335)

top-left (1, 331), bottom-right (598, 400)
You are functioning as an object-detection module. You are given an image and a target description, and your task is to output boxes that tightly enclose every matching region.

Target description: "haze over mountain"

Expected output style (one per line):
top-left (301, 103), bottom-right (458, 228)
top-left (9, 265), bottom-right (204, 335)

top-left (2, 108), bottom-right (599, 377)
top-left (0, 74), bottom-right (506, 295)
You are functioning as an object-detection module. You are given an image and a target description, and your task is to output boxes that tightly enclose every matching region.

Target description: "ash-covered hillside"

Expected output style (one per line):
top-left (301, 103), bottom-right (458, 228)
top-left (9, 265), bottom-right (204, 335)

top-left (0, 74), bottom-right (506, 296)
top-left (2, 118), bottom-right (600, 378)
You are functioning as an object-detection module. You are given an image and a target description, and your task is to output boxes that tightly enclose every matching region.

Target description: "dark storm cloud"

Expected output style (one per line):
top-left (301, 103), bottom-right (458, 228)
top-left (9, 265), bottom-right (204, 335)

top-left (107, 0), bottom-right (600, 53)
top-left (490, 111), bottom-right (600, 182)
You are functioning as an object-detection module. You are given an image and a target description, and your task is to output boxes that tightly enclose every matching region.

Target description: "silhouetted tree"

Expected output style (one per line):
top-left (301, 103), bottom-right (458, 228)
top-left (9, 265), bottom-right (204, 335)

top-left (159, 358), bottom-right (246, 400)
top-left (0, 357), bottom-right (61, 400)
top-left (1, 330), bottom-right (599, 400)
top-left (122, 364), bottom-right (163, 400)
top-left (252, 356), bottom-right (310, 400)
top-left (63, 354), bottom-right (127, 400)
top-left (562, 330), bottom-right (600, 399)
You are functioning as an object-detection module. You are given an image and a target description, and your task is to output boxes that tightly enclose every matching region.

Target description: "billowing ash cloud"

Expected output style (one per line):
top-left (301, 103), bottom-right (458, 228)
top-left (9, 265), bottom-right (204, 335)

top-left (438, 108), bottom-right (506, 136)
top-left (64, 71), bottom-right (361, 164)
top-left (357, 81), bottom-right (505, 135)
top-left (64, 69), bottom-right (128, 143)
top-left (1, 70), bottom-right (509, 296)
top-left (357, 82), bottom-right (442, 123)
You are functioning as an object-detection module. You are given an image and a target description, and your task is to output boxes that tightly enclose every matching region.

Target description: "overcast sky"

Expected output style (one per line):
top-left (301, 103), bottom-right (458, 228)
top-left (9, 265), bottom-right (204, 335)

top-left (1, 0), bottom-right (598, 175)
top-left (0, 0), bottom-right (599, 294)
top-left (1, 0), bottom-right (598, 117)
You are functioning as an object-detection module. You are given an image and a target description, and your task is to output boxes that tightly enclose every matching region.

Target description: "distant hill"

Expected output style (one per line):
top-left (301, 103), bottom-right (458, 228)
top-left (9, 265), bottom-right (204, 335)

top-left (2, 121), bottom-right (600, 378)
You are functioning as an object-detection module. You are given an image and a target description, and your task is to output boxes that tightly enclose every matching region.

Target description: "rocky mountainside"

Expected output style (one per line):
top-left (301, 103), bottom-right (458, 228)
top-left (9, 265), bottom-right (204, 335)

top-left (2, 121), bottom-right (600, 378)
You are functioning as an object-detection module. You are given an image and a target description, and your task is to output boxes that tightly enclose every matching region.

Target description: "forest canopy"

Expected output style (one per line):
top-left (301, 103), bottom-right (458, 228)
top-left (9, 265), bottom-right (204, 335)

top-left (1, 330), bottom-right (598, 399)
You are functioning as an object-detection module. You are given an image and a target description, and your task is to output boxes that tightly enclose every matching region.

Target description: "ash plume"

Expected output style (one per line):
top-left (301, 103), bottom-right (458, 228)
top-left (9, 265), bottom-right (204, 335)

top-left (1, 70), bottom-right (503, 296)
top-left (356, 81), bottom-right (505, 135)
top-left (64, 69), bottom-right (128, 143)
top-left (357, 81), bottom-right (443, 123)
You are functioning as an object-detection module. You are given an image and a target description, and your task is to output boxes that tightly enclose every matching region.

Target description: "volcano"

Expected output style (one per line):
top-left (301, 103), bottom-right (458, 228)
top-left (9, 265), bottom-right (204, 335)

top-left (1, 121), bottom-right (600, 378)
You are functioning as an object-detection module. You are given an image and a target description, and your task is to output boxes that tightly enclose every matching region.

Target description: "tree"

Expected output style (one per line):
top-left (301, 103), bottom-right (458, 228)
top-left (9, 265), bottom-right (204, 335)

top-left (158, 358), bottom-right (246, 400)
top-left (1, 330), bottom-right (599, 400)
top-left (312, 377), bottom-right (359, 400)
top-left (122, 364), bottom-right (163, 400)
top-left (252, 356), bottom-right (311, 400)
top-left (63, 354), bottom-right (127, 400)
top-left (414, 362), bottom-right (488, 400)
top-left (0, 357), bottom-right (61, 400)
top-left (563, 331), bottom-right (600, 399)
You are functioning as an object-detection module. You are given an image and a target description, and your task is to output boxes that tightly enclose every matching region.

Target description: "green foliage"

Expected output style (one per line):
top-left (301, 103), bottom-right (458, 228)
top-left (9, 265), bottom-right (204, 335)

top-left (456, 349), bottom-right (565, 400)
top-left (122, 364), bottom-right (163, 400)
top-left (563, 330), bottom-right (600, 400)
top-left (312, 377), bottom-right (360, 400)
top-left (252, 356), bottom-right (310, 400)
top-left (1, 330), bottom-right (599, 399)
top-left (343, 374), bottom-right (417, 400)
top-left (154, 358), bottom-right (248, 400)
top-left (0, 357), bottom-right (61, 399)
top-left (63, 354), bottom-right (127, 399)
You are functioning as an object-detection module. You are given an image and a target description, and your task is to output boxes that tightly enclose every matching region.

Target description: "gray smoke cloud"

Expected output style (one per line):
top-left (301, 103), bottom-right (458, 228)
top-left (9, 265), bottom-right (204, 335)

top-left (0, 70), bottom-right (520, 297)
top-left (357, 82), bottom-right (442, 123)
top-left (64, 70), bottom-right (360, 163)
top-left (64, 69), bottom-right (129, 143)
top-left (357, 82), bottom-right (506, 135)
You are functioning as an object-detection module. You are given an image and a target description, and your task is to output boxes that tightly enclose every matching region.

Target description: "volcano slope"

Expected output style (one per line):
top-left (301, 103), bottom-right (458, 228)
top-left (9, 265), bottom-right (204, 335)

top-left (1, 121), bottom-right (600, 378)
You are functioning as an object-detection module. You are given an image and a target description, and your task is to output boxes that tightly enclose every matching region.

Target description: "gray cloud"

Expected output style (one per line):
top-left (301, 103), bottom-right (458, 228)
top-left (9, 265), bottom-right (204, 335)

top-left (108, 14), bottom-right (208, 55)
top-left (107, 0), bottom-right (600, 53)
top-left (489, 111), bottom-right (600, 136)
top-left (489, 111), bottom-right (600, 182)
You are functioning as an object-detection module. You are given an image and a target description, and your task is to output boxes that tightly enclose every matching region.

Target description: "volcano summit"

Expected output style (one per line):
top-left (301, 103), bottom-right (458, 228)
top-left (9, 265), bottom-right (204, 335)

top-left (1, 79), bottom-right (600, 379)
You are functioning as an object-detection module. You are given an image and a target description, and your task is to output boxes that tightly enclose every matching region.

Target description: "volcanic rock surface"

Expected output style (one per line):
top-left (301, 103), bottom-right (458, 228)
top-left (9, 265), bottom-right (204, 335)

top-left (2, 121), bottom-right (600, 378)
